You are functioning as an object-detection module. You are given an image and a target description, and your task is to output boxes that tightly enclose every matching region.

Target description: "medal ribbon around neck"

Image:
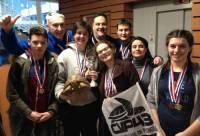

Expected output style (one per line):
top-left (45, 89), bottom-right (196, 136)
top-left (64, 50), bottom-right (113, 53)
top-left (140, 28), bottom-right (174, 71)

top-left (25, 50), bottom-right (46, 111)
top-left (92, 36), bottom-right (97, 45)
top-left (120, 43), bottom-right (130, 60)
top-left (33, 58), bottom-right (47, 93)
top-left (104, 66), bottom-right (117, 97)
top-left (75, 48), bottom-right (87, 75)
top-left (138, 60), bottom-right (147, 80)
top-left (168, 64), bottom-right (187, 103)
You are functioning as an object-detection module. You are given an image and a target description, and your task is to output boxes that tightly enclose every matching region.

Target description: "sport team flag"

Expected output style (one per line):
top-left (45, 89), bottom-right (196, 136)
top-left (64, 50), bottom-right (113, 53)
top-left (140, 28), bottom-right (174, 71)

top-left (102, 82), bottom-right (158, 136)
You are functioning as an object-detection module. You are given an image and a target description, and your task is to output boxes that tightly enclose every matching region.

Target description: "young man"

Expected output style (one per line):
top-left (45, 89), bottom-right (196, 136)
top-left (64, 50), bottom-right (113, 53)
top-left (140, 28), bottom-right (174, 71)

top-left (6, 26), bottom-right (58, 136)
top-left (116, 18), bottom-right (163, 64)
top-left (0, 13), bottom-right (73, 55)
top-left (116, 19), bottom-right (134, 60)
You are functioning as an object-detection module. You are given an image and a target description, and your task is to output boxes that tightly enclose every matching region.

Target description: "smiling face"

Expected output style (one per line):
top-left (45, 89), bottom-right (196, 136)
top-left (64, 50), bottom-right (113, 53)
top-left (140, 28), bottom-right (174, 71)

top-left (92, 16), bottom-right (107, 40)
top-left (74, 28), bottom-right (89, 52)
top-left (96, 42), bottom-right (115, 64)
top-left (47, 14), bottom-right (65, 40)
top-left (167, 37), bottom-right (191, 65)
top-left (117, 24), bottom-right (131, 41)
top-left (29, 35), bottom-right (48, 60)
top-left (131, 39), bottom-right (147, 60)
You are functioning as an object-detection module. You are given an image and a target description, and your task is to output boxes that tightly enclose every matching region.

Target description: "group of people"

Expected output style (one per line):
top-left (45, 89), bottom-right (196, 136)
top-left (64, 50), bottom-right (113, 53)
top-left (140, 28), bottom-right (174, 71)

top-left (0, 10), bottom-right (200, 136)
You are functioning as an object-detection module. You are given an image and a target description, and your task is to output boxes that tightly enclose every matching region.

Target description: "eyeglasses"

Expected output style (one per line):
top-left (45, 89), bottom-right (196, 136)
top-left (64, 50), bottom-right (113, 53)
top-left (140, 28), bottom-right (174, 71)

top-left (97, 46), bottom-right (110, 55)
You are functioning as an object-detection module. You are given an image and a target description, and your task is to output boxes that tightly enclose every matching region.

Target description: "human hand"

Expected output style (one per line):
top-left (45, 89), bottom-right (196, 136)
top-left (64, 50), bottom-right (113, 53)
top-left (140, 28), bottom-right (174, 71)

top-left (156, 128), bottom-right (166, 136)
top-left (60, 87), bottom-right (96, 106)
top-left (175, 131), bottom-right (187, 136)
top-left (85, 69), bottom-right (98, 81)
top-left (153, 56), bottom-right (163, 65)
top-left (157, 131), bottom-right (165, 136)
top-left (38, 112), bottom-right (53, 123)
top-left (27, 111), bottom-right (42, 122)
top-left (0, 15), bottom-right (20, 33)
top-left (59, 91), bottom-right (71, 101)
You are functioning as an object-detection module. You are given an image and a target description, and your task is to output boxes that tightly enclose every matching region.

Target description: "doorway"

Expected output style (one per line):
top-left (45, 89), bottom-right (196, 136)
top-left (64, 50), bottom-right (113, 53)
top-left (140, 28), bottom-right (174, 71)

top-left (133, 0), bottom-right (192, 61)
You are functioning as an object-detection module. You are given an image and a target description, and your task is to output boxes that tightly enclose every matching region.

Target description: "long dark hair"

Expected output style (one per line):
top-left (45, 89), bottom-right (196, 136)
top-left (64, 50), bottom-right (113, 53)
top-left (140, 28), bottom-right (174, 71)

top-left (129, 36), bottom-right (153, 61)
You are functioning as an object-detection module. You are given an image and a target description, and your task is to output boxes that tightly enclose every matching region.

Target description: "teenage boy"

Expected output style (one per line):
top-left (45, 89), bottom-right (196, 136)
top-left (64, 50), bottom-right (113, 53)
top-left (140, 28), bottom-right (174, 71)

top-left (0, 13), bottom-right (73, 55)
top-left (116, 18), bottom-right (163, 64)
top-left (6, 26), bottom-right (58, 136)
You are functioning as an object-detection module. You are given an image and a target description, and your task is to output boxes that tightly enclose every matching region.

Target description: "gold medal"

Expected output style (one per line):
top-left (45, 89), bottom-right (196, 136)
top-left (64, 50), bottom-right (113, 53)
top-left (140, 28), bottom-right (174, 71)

top-left (33, 59), bottom-right (46, 95)
top-left (174, 103), bottom-right (182, 110)
top-left (39, 87), bottom-right (45, 94)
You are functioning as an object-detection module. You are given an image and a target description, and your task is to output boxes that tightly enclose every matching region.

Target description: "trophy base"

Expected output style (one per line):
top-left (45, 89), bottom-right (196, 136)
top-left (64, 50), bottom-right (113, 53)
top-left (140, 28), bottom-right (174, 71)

top-left (90, 80), bottom-right (98, 87)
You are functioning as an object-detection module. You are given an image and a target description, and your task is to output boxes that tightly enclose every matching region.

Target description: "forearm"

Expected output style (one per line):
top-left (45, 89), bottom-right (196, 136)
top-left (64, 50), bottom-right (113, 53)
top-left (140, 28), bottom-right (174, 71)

top-left (55, 82), bottom-right (64, 101)
top-left (47, 101), bottom-right (58, 114)
top-left (181, 119), bottom-right (200, 136)
top-left (55, 59), bottom-right (67, 101)
top-left (151, 109), bottom-right (161, 127)
top-left (1, 28), bottom-right (26, 55)
top-left (151, 108), bottom-right (165, 135)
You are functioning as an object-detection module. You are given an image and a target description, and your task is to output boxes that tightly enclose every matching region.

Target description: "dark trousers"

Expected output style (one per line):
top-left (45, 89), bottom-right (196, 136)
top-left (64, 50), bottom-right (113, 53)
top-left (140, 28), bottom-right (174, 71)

top-left (98, 111), bottom-right (112, 136)
top-left (9, 111), bottom-right (56, 136)
top-left (60, 100), bottom-right (100, 136)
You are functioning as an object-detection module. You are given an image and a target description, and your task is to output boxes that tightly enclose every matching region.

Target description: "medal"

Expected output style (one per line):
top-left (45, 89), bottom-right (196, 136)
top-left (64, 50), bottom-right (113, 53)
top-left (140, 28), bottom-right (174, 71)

top-left (104, 66), bottom-right (117, 97)
top-left (34, 58), bottom-right (46, 95)
top-left (174, 103), bottom-right (182, 110)
top-left (39, 87), bottom-right (45, 94)
top-left (75, 47), bottom-right (87, 75)
top-left (168, 64), bottom-right (187, 104)
top-left (120, 42), bottom-right (130, 60)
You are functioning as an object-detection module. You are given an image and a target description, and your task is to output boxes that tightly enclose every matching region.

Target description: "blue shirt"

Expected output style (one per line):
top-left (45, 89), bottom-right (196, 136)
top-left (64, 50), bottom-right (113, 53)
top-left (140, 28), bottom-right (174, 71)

top-left (0, 50), bottom-right (9, 66)
top-left (0, 28), bottom-right (74, 55)
top-left (158, 67), bottom-right (195, 136)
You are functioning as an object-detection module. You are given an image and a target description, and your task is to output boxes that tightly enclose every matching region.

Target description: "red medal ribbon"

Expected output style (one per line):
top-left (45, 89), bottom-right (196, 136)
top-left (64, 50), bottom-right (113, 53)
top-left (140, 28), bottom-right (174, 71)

top-left (168, 64), bottom-right (187, 103)
top-left (75, 48), bottom-right (87, 75)
top-left (104, 66), bottom-right (117, 97)
top-left (120, 44), bottom-right (130, 60)
top-left (34, 58), bottom-right (46, 94)
top-left (139, 60), bottom-right (147, 80)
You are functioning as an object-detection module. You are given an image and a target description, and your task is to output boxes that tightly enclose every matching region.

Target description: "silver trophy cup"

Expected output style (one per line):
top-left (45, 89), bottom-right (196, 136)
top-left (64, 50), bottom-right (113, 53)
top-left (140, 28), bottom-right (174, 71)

top-left (86, 56), bottom-right (98, 87)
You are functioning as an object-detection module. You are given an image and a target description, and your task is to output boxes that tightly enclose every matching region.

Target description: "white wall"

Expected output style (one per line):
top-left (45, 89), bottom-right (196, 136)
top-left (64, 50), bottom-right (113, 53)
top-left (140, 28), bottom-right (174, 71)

top-left (133, 0), bottom-right (192, 60)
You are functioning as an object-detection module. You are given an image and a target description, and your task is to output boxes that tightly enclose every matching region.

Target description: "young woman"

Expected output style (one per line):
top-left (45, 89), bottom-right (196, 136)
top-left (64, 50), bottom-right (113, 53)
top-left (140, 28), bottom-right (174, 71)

top-left (147, 29), bottom-right (200, 136)
top-left (94, 40), bottom-right (139, 136)
top-left (129, 36), bottom-right (158, 96)
top-left (55, 20), bottom-right (99, 136)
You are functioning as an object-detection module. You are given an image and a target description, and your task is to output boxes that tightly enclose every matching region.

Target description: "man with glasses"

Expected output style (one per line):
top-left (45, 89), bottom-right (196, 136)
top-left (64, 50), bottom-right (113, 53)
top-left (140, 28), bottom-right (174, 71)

top-left (0, 12), bottom-right (73, 56)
